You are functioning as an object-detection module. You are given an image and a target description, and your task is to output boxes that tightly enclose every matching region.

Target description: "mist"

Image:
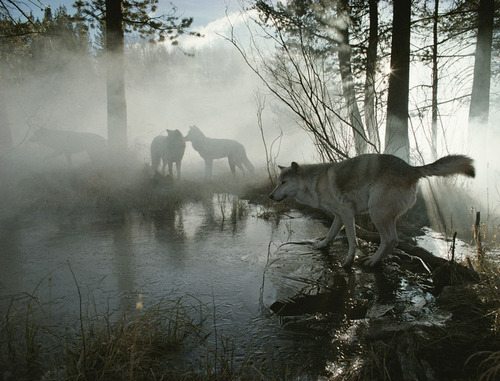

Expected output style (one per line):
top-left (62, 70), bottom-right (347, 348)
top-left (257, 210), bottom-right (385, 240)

top-left (2, 4), bottom-right (500, 379)
top-left (1, 31), bottom-right (316, 178)
top-left (1, 4), bottom-right (498, 229)
top-left (2, 27), bottom-right (497, 230)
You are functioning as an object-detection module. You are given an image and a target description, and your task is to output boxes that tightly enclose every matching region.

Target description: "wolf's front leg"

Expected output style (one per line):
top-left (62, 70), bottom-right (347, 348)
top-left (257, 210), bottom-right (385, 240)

top-left (204, 159), bottom-right (213, 180)
top-left (313, 216), bottom-right (343, 249)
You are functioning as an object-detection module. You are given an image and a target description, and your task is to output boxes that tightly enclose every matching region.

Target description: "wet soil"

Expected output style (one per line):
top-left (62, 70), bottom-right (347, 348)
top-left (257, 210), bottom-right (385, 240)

top-left (263, 228), bottom-right (499, 380)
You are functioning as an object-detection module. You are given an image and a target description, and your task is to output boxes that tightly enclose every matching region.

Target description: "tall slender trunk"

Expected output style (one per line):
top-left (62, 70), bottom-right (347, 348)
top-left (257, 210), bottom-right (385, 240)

top-left (337, 0), bottom-right (367, 155)
top-left (105, 0), bottom-right (128, 159)
top-left (364, 0), bottom-right (380, 152)
top-left (431, 0), bottom-right (439, 159)
top-left (384, 0), bottom-right (411, 161)
top-left (0, 97), bottom-right (12, 157)
top-left (468, 0), bottom-right (494, 127)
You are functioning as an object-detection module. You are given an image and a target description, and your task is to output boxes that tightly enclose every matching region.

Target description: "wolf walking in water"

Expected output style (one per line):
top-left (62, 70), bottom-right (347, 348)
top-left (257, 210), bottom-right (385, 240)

top-left (150, 129), bottom-right (186, 179)
top-left (29, 127), bottom-right (107, 165)
top-left (269, 154), bottom-right (475, 269)
top-left (184, 125), bottom-right (255, 180)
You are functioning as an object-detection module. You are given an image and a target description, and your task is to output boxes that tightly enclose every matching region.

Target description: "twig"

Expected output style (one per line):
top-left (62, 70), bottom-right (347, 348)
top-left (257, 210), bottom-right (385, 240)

top-left (474, 211), bottom-right (485, 270)
top-left (68, 262), bottom-right (86, 371)
top-left (450, 231), bottom-right (457, 263)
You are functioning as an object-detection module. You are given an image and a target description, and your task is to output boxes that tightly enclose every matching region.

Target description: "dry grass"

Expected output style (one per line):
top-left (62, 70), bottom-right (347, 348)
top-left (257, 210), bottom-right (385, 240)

top-left (63, 295), bottom-right (208, 381)
top-left (1, 288), bottom-right (265, 380)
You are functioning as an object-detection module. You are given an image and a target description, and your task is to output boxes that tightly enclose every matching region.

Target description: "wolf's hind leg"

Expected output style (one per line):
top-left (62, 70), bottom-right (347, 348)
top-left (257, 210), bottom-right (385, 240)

top-left (167, 161), bottom-right (174, 178)
top-left (236, 163), bottom-right (245, 176)
top-left (364, 210), bottom-right (399, 266)
top-left (341, 213), bottom-right (358, 269)
top-left (313, 215), bottom-right (342, 249)
top-left (176, 161), bottom-right (182, 180)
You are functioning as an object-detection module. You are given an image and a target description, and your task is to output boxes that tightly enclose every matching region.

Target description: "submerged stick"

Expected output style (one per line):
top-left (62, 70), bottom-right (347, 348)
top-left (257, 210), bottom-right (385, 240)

top-left (450, 231), bottom-right (457, 263)
top-left (474, 211), bottom-right (485, 269)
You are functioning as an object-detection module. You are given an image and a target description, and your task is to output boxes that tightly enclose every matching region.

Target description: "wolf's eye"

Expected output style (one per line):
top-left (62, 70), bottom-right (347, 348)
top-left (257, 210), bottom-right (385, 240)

top-left (281, 180), bottom-right (287, 185)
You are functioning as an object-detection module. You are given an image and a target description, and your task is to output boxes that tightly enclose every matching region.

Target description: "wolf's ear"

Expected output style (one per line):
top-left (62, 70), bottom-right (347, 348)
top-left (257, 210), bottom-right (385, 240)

top-left (291, 162), bottom-right (300, 172)
top-left (278, 165), bottom-right (285, 171)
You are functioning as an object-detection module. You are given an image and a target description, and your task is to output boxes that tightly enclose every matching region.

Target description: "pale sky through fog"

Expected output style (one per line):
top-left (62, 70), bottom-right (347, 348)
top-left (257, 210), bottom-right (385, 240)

top-left (30, 0), bottom-right (252, 51)
top-left (38, 1), bottom-right (245, 34)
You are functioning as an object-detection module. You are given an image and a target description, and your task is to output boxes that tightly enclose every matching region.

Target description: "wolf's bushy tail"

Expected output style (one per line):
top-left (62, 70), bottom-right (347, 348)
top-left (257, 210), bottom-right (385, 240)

top-left (416, 155), bottom-right (475, 179)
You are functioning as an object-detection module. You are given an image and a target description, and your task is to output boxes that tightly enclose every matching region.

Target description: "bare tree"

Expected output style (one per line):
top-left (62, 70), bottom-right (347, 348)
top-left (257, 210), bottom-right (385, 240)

top-left (254, 90), bottom-right (283, 184)
top-left (227, 1), bottom-right (383, 161)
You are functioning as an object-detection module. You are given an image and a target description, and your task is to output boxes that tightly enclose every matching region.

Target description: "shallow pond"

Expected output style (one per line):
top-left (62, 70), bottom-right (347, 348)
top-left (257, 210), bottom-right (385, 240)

top-left (1, 194), bottom-right (345, 377)
top-left (0, 191), bottom-right (480, 379)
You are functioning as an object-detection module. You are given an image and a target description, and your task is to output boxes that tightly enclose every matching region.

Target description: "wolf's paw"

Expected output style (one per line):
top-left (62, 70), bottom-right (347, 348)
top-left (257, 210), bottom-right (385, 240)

top-left (341, 259), bottom-right (354, 271)
top-left (312, 238), bottom-right (328, 250)
top-left (360, 255), bottom-right (380, 267)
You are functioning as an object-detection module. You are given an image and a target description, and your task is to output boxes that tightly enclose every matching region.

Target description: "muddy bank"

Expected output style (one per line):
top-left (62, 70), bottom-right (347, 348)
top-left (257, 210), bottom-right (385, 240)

top-left (262, 233), bottom-right (499, 380)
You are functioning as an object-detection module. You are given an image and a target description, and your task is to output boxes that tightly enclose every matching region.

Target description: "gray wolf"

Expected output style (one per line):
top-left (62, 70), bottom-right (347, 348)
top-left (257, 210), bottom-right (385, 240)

top-left (269, 154), bottom-right (475, 269)
top-left (184, 125), bottom-right (255, 179)
top-left (29, 128), bottom-right (107, 165)
top-left (150, 129), bottom-right (186, 179)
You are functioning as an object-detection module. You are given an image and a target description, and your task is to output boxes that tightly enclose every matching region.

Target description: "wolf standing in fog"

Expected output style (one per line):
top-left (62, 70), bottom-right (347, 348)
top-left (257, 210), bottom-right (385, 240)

top-left (184, 125), bottom-right (255, 180)
top-left (150, 129), bottom-right (186, 179)
top-left (269, 154), bottom-right (475, 269)
top-left (29, 127), bottom-right (107, 165)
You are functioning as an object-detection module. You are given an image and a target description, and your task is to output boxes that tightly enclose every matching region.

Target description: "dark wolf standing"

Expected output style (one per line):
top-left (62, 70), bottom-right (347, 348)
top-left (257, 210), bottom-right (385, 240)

top-left (269, 154), bottom-right (475, 269)
top-left (150, 129), bottom-right (186, 179)
top-left (184, 125), bottom-right (255, 179)
top-left (29, 127), bottom-right (107, 165)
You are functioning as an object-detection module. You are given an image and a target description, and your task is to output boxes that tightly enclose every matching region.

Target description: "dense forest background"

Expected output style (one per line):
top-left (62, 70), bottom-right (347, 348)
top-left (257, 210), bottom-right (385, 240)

top-left (0, 0), bottom-right (498, 177)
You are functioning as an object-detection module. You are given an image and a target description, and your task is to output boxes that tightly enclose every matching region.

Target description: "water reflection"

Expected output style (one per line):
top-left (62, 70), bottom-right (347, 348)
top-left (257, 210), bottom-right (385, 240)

top-left (0, 217), bottom-right (23, 297)
top-left (0, 197), bottom-right (337, 377)
top-left (111, 216), bottom-right (137, 311)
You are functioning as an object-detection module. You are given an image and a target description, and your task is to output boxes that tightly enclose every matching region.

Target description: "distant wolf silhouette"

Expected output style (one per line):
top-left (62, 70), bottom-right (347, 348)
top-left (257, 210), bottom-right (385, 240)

top-left (150, 129), bottom-right (186, 179)
top-left (29, 127), bottom-right (107, 166)
top-left (184, 125), bottom-right (255, 179)
top-left (269, 154), bottom-right (475, 269)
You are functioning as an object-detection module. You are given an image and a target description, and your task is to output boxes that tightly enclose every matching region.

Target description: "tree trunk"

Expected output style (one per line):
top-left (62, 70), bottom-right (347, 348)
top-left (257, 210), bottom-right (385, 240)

top-left (431, 0), bottom-right (439, 160)
top-left (468, 0), bottom-right (494, 127)
top-left (337, 0), bottom-right (368, 155)
top-left (0, 91), bottom-right (13, 157)
top-left (364, 0), bottom-right (380, 152)
top-left (105, 0), bottom-right (128, 160)
top-left (384, 0), bottom-right (411, 161)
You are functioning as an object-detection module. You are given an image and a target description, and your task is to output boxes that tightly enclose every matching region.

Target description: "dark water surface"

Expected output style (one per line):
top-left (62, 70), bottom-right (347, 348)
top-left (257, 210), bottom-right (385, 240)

top-left (2, 192), bottom-right (475, 379)
top-left (1, 195), bottom-right (340, 377)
